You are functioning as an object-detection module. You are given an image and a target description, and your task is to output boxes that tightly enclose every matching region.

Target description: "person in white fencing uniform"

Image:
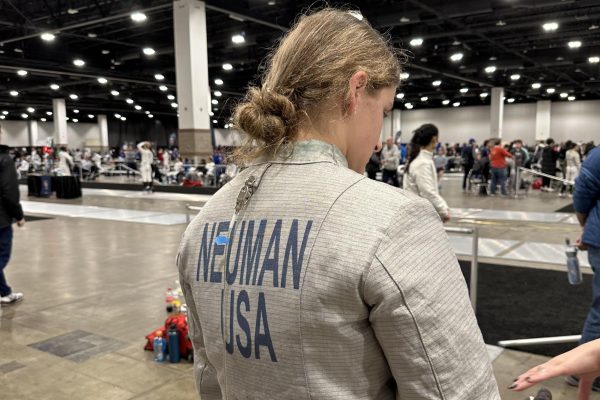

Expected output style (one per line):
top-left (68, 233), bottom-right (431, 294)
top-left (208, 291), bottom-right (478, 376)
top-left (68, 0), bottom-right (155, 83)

top-left (560, 141), bottom-right (581, 197)
top-left (403, 124), bottom-right (451, 222)
top-left (57, 147), bottom-right (74, 176)
top-left (177, 9), bottom-right (498, 400)
top-left (137, 141), bottom-right (154, 192)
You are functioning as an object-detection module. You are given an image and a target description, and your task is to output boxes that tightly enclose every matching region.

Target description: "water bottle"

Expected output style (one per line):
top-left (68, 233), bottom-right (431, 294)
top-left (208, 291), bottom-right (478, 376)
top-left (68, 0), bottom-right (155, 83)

top-left (566, 238), bottom-right (583, 285)
top-left (168, 323), bottom-right (181, 363)
top-left (153, 331), bottom-right (165, 362)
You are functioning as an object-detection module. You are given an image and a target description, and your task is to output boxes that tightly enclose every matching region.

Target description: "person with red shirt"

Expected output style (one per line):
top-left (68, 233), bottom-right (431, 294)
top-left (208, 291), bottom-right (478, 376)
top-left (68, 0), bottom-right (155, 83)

top-left (489, 138), bottom-right (514, 196)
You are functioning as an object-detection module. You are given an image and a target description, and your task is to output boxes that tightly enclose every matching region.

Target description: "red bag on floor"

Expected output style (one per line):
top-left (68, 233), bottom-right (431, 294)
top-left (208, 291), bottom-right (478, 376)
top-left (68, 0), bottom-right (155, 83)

top-left (532, 178), bottom-right (543, 190)
top-left (144, 314), bottom-right (193, 360)
top-left (182, 179), bottom-right (202, 187)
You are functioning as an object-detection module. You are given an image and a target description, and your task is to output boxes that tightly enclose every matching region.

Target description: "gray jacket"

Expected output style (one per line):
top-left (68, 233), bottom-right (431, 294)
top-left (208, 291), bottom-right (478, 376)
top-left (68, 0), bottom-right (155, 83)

top-left (178, 140), bottom-right (499, 400)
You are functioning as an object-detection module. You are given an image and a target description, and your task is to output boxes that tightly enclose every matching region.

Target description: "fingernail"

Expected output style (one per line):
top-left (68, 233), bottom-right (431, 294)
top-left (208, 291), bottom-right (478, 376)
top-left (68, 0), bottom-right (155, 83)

top-left (508, 383), bottom-right (517, 389)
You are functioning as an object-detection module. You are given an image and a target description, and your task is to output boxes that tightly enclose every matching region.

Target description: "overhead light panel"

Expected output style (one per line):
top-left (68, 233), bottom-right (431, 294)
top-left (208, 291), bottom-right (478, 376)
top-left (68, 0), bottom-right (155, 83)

top-left (171, 103), bottom-right (178, 108)
top-left (432, 80), bottom-right (442, 87)
top-left (480, 92), bottom-right (489, 98)
top-left (214, 91), bottom-right (222, 97)
top-left (213, 119), bottom-right (218, 124)
top-left (114, 113), bottom-right (121, 118)
top-left (131, 12), bottom-right (147, 22)
top-left (531, 83), bottom-right (542, 89)
top-left (134, 105), bottom-right (142, 110)
top-left (453, 102), bottom-right (461, 107)
top-left (460, 88), bottom-right (469, 94)
top-left (148, 114), bottom-right (153, 118)
top-left (542, 22), bottom-right (559, 32)
top-left (102, 49), bottom-right (110, 55)
top-left (409, 38), bottom-right (423, 47)
top-left (73, 109), bottom-right (79, 114)
top-left (69, 94), bottom-right (78, 100)
top-left (145, 111), bottom-right (150, 114)
top-left (231, 34), bottom-right (245, 44)
top-left (568, 96), bottom-right (576, 101)
top-left (21, 113), bottom-right (28, 119)
top-left (40, 118), bottom-right (46, 122)
top-left (50, 84), bottom-right (60, 90)
top-left (17, 69), bottom-right (28, 76)
top-left (27, 107), bottom-right (35, 113)
top-left (589, 56), bottom-right (600, 64)
top-left (211, 99), bottom-right (218, 105)
top-left (510, 74), bottom-right (521, 81)
top-left (143, 47), bottom-right (156, 56)
top-left (400, 72), bottom-right (410, 80)
top-left (560, 92), bottom-right (569, 98)
top-left (111, 90), bottom-right (120, 96)
top-left (546, 88), bottom-right (556, 94)
top-left (568, 40), bottom-right (582, 49)
top-left (126, 98), bottom-right (134, 104)
top-left (214, 79), bottom-right (224, 86)
top-left (46, 111), bottom-right (52, 116)
top-left (507, 98), bottom-right (515, 103)
top-left (159, 85), bottom-right (168, 91)
top-left (41, 32), bottom-right (56, 41)
top-left (2, 111), bottom-right (8, 115)
top-left (88, 114), bottom-right (94, 119)
top-left (222, 63), bottom-right (233, 71)
top-left (167, 94), bottom-right (175, 100)
top-left (484, 65), bottom-right (497, 73)
top-left (405, 103), bottom-right (413, 109)
top-left (450, 52), bottom-right (463, 62)
top-left (72, 118), bottom-right (79, 123)
top-left (154, 74), bottom-right (165, 80)
top-left (442, 99), bottom-right (450, 105)
top-left (420, 96), bottom-right (428, 102)
top-left (73, 59), bottom-right (85, 67)
top-left (396, 93), bottom-right (404, 99)
top-left (97, 77), bottom-right (108, 84)
top-left (10, 90), bottom-right (18, 96)
top-left (121, 117), bottom-right (126, 121)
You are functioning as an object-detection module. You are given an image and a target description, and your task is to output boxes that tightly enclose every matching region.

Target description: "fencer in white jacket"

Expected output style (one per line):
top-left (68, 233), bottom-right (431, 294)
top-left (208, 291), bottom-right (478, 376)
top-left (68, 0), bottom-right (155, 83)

top-left (57, 148), bottom-right (74, 176)
top-left (137, 141), bottom-right (154, 192)
top-left (403, 124), bottom-right (451, 222)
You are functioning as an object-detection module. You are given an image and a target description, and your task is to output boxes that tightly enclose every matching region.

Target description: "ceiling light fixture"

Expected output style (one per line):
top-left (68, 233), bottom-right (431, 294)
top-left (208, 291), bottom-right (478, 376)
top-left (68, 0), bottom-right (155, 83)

top-left (214, 79), bottom-right (223, 85)
top-left (131, 12), bottom-right (147, 22)
top-left (2, 111), bottom-right (8, 115)
top-left (72, 118), bottom-right (79, 123)
top-left (507, 98), bottom-right (515, 103)
top-left (568, 96), bottom-right (576, 101)
top-left (88, 114), bottom-right (94, 119)
top-left (73, 59), bottom-right (85, 67)
top-left (480, 92), bottom-right (489, 98)
top-left (511, 74), bottom-right (521, 81)
top-left (453, 102), bottom-right (461, 107)
top-left (50, 84), bottom-right (60, 90)
top-left (154, 74), bottom-right (165, 80)
top-left (46, 111), bottom-right (52, 116)
top-left (40, 118), bottom-right (46, 122)
top-left (167, 95), bottom-right (175, 100)
top-left (400, 72), bottom-right (410, 80)
top-left (420, 96), bottom-right (428, 102)
top-left (134, 105), bottom-right (142, 110)
top-left (10, 90), bottom-right (18, 96)
top-left (546, 88), bottom-right (556, 94)
top-left (102, 49), bottom-right (110, 55)
top-left (222, 63), bottom-right (233, 71)
top-left (484, 65), bottom-right (497, 73)
top-left (121, 117), bottom-right (126, 121)
top-left (532, 83), bottom-right (542, 89)
top-left (97, 77), bottom-right (108, 84)
top-left (27, 107), bottom-right (35, 113)
top-left (148, 114), bottom-right (153, 118)
top-left (405, 103), bottom-right (413, 109)
top-left (542, 22), bottom-right (559, 32)
top-left (126, 98), bottom-right (134, 104)
top-left (450, 52), bottom-right (463, 62)
top-left (211, 99), bottom-right (218, 105)
top-left (442, 99), bottom-right (450, 105)
top-left (142, 47), bottom-right (156, 56)
top-left (111, 90), bottom-right (119, 96)
top-left (21, 113), bottom-right (28, 119)
top-left (214, 91), bottom-right (222, 97)
top-left (17, 69), bottom-right (28, 76)
top-left (41, 32), bottom-right (56, 41)
top-left (69, 94), bottom-right (78, 100)
top-left (409, 38), bottom-right (423, 47)
top-left (568, 40), bottom-right (582, 49)
top-left (213, 119), bottom-right (218, 124)
top-left (560, 93), bottom-right (569, 98)
top-left (73, 109), bottom-right (79, 114)
top-left (159, 85), bottom-right (168, 91)
top-left (432, 80), bottom-right (442, 87)
top-left (396, 93), bottom-right (404, 99)
top-left (114, 113), bottom-right (121, 118)
top-left (171, 103), bottom-right (178, 108)
top-left (589, 56), bottom-right (600, 64)
top-left (231, 34), bottom-right (245, 44)
top-left (460, 88), bottom-right (469, 93)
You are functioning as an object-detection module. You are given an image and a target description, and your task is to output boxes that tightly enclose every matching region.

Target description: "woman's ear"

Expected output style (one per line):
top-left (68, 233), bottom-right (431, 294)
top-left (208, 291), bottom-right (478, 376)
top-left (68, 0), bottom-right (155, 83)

top-left (345, 71), bottom-right (369, 116)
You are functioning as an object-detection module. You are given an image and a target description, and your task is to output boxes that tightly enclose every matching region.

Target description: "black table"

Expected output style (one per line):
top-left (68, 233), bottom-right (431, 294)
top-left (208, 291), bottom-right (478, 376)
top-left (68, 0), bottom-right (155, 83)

top-left (27, 175), bottom-right (81, 199)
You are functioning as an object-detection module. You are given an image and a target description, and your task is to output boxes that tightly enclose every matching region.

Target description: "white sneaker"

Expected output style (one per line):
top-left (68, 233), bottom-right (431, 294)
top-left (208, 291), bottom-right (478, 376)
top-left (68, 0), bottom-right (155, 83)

top-left (0, 292), bottom-right (24, 304)
top-left (546, 187), bottom-right (555, 192)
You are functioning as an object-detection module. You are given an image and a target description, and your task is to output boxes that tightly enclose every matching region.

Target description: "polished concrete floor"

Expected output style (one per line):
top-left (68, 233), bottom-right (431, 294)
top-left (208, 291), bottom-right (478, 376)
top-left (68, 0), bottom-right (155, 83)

top-left (1, 173), bottom-right (596, 399)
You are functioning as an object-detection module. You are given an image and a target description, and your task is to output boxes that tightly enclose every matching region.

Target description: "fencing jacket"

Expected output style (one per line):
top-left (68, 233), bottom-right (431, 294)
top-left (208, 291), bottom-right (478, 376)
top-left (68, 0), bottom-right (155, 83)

top-left (403, 150), bottom-right (450, 220)
top-left (178, 140), bottom-right (499, 400)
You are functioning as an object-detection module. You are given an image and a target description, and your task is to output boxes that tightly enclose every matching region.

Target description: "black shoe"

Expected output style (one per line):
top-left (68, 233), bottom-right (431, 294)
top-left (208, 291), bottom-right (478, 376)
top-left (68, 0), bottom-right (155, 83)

top-left (533, 388), bottom-right (552, 400)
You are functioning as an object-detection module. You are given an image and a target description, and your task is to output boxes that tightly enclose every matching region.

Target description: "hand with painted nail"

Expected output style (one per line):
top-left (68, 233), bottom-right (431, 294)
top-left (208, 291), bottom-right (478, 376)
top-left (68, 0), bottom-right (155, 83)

top-left (510, 338), bottom-right (600, 400)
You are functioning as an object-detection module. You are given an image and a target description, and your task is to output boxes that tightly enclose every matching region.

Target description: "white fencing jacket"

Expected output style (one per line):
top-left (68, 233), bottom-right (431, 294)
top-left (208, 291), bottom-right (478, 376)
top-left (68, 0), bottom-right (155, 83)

top-left (403, 149), bottom-right (450, 219)
top-left (178, 140), bottom-right (499, 400)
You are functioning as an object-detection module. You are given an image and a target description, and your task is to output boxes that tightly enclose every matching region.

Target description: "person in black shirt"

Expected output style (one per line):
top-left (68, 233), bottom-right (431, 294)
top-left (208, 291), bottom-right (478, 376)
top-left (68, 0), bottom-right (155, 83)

top-left (0, 144), bottom-right (25, 305)
top-left (541, 138), bottom-right (560, 192)
top-left (461, 138), bottom-right (477, 190)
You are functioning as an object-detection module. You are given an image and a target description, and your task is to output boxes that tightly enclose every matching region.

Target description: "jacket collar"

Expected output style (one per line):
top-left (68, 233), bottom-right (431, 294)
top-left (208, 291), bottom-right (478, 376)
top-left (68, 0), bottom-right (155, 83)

top-left (253, 140), bottom-right (349, 168)
top-left (420, 149), bottom-right (433, 159)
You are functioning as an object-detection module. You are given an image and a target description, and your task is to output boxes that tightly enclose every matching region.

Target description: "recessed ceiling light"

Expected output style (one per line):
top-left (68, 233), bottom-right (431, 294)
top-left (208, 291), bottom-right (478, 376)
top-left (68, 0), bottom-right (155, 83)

top-left (222, 63), bottom-right (233, 71)
top-left (13, 48), bottom-right (23, 53)
top-left (41, 32), bottom-right (55, 41)
top-left (568, 96), bottom-right (576, 101)
top-left (167, 94), bottom-right (175, 100)
top-left (460, 88), bottom-right (469, 93)
top-left (532, 83), bottom-right (542, 89)
top-left (432, 80), bottom-right (442, 87)
top-left (126, 98), bottom-right (134, 104)
top-left (73, 109), bottom-right (79, 114)
top-left (145, 111), bottom-right (150, 114)
top-left (10, 90), bottom-right (18, 96)
top-left (87, 32), bottom-right (97, 38)
top-left (2, 111), bottom-right (8, 115)
top-left (214, 91), bottom-right (222, 97)
top-left (17, 69), bottom-right (28, 76)
top-left (0, 116), bottom-right (4, 120)
top-left (450, 52), bottom-right (463, 62)
top-left (496, 20), bottom-right (506, 26)
top-left (480, 92), bottom-right (489, 98)
top-left (420, 96), bottom-right (428, 102)
top-left (111, 90), bottom-right (119, 96)
top-left (405, 103), bottom-right (413, 109)
top-left (543, 22), bottom-right (559, 32)
top-left (211, 99), bottom-right (218, 105)
top-left (510, 74), bottom-right (521, 81)
top-left (231, 34), bottom-right (245, 44)
top-left (409, 38), bottom-right (423, 47)
top-left (88, 114), bottom-right (94, 119)
top-left (73, 59), bottom-right (85, 67)
top-left (21, 113), bottom-right (28, 119)
top-left (102, 49), bottom-right (110, 55)
top-left (69, 94), bottom-right (78, 100)
top-left (27, 107), bottom-right (35, 113)
top-left (40, 118), bottom-right (46, 122)
top-left (209, 112), bottom-right (214, 116)
top-left (134, 105), bottom-right (142, 110)
top-left (546, 88), bottom-right (556, 94)
top-left (142, 47), bottom-right (156, 56)
top-left (400, 72), bottom-right (410, 80)
top-left (131, 12), bottom-right (147, 22)
top-left (154, 74), bottom-right (165, 80)
top-left (568, 40), bottom-right (582, 49)
top-left (213, 119), bottom-right (218, 124)
top-left (589, 56), bottom-right (600, 64)
top-left (46, 111), bottom-right (52, 116)
top-left (121, 117), bottom-right (126, 121)
top-left (268, 1), bottom-right (276, 5)
top-left (72, 118), bottom-right (79, 123)
top-left (560, 92), bottom-right (569, 98)
top-left (484, 65), bottom-right (497, 73)
top-left (159, 85), bottom-right (167, 91)
top-left (97, 77), bottom-right (108, 84)
top-left (396, 93), bottom-right (404, 99)
top-left (50, 83), bottom-right (60, 90)
top-left (214, 79), bottom-right (223, 85)
top-left (442, 99), bottom-right (450, 105)
top-left (506, 98), bottom-right (515, 103)
top-left (114, 113), bottom-right (121, 118)
top-left (590, 25), bottom-right (599, 30)
top-left (148, 114), bottom-right (153, 118)
top-left (67, 8), bottom-right (78, 14)
top-left (556, 57), bottom-right (564, 61)
top-left (453, 102), bottom-right (461, 107)
top-left (171, 103), bottom-right (178, 108)
top-left (65, 117), bottom-right (69, 121)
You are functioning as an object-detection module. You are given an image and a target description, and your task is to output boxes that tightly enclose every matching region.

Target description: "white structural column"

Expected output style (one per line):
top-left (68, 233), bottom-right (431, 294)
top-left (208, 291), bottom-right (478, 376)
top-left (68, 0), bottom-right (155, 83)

top-left (490, 87), bottom-right (504, 139)
top-left (173, 0), bottom-right (211, 159)
top-left (535, 100), bottom-right (551, 141)
top-left (380, 114), bottom-right (393, 142)
top-left (392, 109), bottom-right (402, 142)
top-left (52, 98), bottom-right (68, 146)
top-left (28, 120), bottom-right (39, 146)
top-left (98, 114), bottom-right (109, 150)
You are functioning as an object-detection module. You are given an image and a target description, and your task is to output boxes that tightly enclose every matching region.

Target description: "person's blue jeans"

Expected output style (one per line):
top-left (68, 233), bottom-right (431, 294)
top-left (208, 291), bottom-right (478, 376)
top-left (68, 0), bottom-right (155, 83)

top-left (0, 226), bottom-right (13, 297)
top-left (581, 246), bottom-right (600, 344)
top-left (490, 167), bottom-right (508, 195)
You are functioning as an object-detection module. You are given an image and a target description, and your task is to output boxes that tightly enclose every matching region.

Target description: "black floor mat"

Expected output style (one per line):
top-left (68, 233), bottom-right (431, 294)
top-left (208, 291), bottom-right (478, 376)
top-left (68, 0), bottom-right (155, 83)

top-left (459, 260), bottom-right (591, 357)
top-left (556, 203), bottom-right (575, 213)
top-left (24, 215), bottom-right (53, 222)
